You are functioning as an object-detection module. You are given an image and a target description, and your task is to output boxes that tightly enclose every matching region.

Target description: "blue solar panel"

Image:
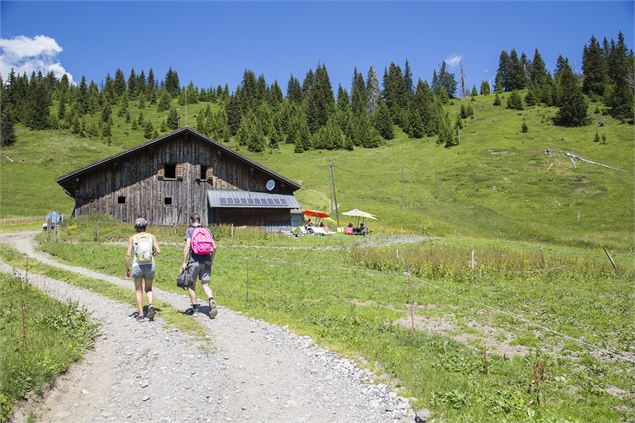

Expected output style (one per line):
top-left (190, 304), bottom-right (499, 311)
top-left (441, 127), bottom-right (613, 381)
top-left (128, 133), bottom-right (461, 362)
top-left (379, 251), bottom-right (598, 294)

top-left (247, 198), bottom-right (255, 205)
top-left (267, 199), bottom-right (275, 205)
top-left (240, 198), bottom-right (248, 204)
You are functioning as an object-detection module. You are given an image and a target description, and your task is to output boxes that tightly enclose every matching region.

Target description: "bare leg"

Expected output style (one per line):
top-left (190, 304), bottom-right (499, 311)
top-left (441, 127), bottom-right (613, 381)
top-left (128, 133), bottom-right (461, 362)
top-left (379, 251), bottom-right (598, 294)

top-left (134, 278), bottom-right (144, 316)
top-left (201, 282), bottom-right (213, 299)
top-left (187, 285), bottom-right (197, 305)
top-left (144, 279), bottom-right (154, 305)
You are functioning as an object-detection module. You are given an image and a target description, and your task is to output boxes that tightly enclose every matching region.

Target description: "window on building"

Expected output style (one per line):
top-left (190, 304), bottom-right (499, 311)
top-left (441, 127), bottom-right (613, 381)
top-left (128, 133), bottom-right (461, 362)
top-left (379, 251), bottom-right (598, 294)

top-left (164, 164), bottom-right (176, 179)
top-left (164, 197), bottom-right (173, 205)
top-left (200, 165), bottom-right (208, 180)
top-left (117, 196), bottom-right (126, 204)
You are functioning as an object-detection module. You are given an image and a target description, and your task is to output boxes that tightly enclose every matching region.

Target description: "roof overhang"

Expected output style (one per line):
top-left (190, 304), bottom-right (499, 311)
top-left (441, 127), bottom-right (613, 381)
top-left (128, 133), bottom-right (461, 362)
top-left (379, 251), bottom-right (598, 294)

top-left (207, 189), bottom-right (301, 209)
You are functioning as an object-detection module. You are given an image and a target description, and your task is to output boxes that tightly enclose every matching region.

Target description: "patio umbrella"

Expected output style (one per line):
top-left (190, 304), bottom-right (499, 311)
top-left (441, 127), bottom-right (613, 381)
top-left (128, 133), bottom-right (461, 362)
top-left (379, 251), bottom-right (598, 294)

top-left (342, 209), bottom-right (378, 220)
top-left (302, 209), bottom-right (330, 218)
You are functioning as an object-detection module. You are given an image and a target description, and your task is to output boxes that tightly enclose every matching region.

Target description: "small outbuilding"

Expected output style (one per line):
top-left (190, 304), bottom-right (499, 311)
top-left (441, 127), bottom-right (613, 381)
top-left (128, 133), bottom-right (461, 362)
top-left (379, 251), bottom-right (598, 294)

top-left (57, 128), bottom-right (302, 229)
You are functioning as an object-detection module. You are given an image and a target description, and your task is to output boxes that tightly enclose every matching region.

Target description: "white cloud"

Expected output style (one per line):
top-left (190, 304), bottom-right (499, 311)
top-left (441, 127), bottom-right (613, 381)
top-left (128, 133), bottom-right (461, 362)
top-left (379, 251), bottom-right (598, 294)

top-left (0, 35), bottom-right (73, 83)
top-left (444, 53), bottom-right (462, 68)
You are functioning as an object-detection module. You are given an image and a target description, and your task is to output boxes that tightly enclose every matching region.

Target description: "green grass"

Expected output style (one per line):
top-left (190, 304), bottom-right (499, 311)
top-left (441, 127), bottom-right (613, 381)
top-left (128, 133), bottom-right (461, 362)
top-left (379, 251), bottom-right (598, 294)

top-left (1, 94), bottom-right (632, 251)
top-left (0, 273), bottom-right (96, 421)
top-left (0, 245), bottom-right (207, 340)
top-left (38, 231), bottom-right (635, 422)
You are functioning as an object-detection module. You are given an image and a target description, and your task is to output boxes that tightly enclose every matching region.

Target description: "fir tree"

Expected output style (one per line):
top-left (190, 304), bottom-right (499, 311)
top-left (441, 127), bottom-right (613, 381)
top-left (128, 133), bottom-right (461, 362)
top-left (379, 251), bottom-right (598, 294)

top-left (57, 91), bottom-right (66, 120)
top-left (137, 111), bottom-right (144, 126)
top-left (143, 120), bottom-right (154, 139)
top-left (157, 91), bottom-right (171, 112)
top-left (413, 80), bottom-right (438, 135)
top-left (226, 95), bottom-right (242, 135)
top-left (606, 32), bottom-right (634, 120)
top-left (113, 69), bottom-right (127, 97)
top-left (495, 51), bottom-right (510, 91)
top-left (102, 117), bottom-right (112, 139)
top-left (77, 76), bottom-right (89, 114)
top-left (167, 106), bottom-right (179, 130)
top-left (524, 89), bottom-right (538, 106)
top-left (582, 36), bottom-right (607, 97)
top-left (508, 49), bottom-right (527, 90)
top-left (366, 66), bottom-right (380, 114)
top-left (118, 92), bottom-right (129, 117)
top-left (351, 67), bottom-right (368, 116)
top-left (437, 112), bottom-right (453, 146)
top-left (471, 85), bottom-right (478, 97)
top-left (601, 133), bottom-right (607, 144)
top-left (25, 76), bottom-right (51, 130)
top-left (480, 80), bottom-right (491, 95)
top-left (269, 81), bottom-right (283, 105)
top-left (127, 68), bottom-right (137, 98)
top-left (372, 102), bottom-right (394, 140)
top-left (407, 109), bottom-right (425, 139)
top-left (353, 111), bottom-right (381, 148)
top-left (555, 61), bottom-right (588, 127)
top-left (521, 119), bottom-right (528, 133)
top-left (493, 92), bottom-right (502, 106)
top-left (1, 102), bottom-right (16, 146)
top-left (438, 61), bottom-right (457, 98)
top-left (131, 118), bottom-right (138, 130)
top-left (306, 64), bottom-right (335, 133)
top-left (87, 121), bottom-right (99, 137)
top-left (506, 91), bottom-right (524, 110)
top-left (337, 85), bottom-right (351, 113)
top-left (101, 97), bottom-right (112, 122)
top-left (302, 69), bottom-right (315, 100)
top-left (287, 75), bottom-right (302, 103)
top-left (530, 49), bottom-right (548, 87)
top-left (594, 131), bottom-right (600, 142)
top-left (164, 67), bottom-right (180, 97)
top-left (160, 119), bottom-right (167, 133)
top-left (403, 59), bottom-right (413, 95)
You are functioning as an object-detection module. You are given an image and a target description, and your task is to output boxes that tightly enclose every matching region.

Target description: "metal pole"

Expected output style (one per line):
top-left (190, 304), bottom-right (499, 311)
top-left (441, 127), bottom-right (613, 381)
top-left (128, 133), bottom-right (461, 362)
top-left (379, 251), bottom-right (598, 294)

top-left (401, 166), bottom-right (405, 209)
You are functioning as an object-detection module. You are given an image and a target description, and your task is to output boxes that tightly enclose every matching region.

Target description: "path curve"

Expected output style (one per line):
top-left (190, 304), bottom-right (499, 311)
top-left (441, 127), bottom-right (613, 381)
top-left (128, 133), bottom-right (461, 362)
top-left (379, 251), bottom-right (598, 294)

top-left (1, 232), bottom-right (414, 422)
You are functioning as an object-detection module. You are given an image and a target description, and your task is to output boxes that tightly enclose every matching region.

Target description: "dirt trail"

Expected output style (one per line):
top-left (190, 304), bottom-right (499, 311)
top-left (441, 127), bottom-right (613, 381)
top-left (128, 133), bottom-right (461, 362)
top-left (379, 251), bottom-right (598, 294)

top-left (1, 232), bottom-right (413, 422)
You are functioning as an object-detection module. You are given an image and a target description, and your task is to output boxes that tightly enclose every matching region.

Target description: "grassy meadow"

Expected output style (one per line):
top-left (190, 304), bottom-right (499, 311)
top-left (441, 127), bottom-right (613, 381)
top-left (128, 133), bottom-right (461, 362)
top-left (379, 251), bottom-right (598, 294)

top-left (35, 219), bottom-right (634, 422)
top-left (0, 88), bottom-right (633, 421)
top-left (1, 92), bottom-right (633, 250)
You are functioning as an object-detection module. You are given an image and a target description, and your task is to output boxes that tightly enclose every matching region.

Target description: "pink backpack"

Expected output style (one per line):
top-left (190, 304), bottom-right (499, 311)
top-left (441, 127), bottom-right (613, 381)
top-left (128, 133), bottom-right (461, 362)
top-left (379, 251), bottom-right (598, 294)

top-left (191, 227), bottom-right (215, 255)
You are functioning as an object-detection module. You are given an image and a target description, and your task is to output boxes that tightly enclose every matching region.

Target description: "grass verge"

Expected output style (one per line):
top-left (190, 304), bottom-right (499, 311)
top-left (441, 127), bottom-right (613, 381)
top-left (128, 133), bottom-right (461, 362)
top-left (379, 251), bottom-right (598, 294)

top-left (0, 273), bottom-right (96, 421)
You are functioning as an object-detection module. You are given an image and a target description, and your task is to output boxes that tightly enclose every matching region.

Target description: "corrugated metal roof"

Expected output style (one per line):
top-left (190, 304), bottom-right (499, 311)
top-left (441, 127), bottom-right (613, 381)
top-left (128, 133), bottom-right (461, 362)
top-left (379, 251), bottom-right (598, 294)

top-left (207, 190), bottom-right (301, 209)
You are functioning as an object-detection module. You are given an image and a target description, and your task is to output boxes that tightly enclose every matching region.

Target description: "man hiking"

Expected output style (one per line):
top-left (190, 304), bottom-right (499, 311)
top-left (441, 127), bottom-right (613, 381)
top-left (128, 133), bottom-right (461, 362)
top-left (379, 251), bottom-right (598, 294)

top-left (181, 213), bottom-right (218, 318)
top-left (125, 218), bottom-right (160, 322)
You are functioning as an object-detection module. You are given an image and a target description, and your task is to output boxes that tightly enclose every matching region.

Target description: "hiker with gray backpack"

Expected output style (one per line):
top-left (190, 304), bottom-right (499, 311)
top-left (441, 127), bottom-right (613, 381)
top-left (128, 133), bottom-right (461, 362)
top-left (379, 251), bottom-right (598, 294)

top-left (125, 218), bottom-right (160, 322)
top-left (180, 212), bottom-right (218, 318)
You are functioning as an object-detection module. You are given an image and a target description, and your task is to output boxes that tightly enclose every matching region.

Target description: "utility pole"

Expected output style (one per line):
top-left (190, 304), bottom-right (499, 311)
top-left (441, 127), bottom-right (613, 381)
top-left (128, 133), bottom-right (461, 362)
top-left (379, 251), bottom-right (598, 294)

top-left (401, 166), bottom-right (405, 209)
top-left (328, 163), bottom-right (340, 228)
top-left (435, 165), bottom-right (439, 201)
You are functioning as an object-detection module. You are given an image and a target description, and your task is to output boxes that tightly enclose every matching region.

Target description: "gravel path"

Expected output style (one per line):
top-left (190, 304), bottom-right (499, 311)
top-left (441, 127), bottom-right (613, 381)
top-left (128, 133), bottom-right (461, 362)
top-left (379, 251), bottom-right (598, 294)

top-left (1, 232), bottom-right (414, 422)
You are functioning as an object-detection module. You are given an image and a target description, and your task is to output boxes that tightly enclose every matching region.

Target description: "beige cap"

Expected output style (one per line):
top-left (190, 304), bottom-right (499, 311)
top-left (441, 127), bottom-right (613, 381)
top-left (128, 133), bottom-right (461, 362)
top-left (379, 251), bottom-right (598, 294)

top-left (134, 217), bottom-right (147, 228)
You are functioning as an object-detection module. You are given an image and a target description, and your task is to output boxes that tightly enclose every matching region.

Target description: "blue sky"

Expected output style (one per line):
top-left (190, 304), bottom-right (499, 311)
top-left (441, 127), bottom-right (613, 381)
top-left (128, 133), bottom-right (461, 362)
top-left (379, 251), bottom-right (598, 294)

top-left (1, 1), bottom-right (633, 92)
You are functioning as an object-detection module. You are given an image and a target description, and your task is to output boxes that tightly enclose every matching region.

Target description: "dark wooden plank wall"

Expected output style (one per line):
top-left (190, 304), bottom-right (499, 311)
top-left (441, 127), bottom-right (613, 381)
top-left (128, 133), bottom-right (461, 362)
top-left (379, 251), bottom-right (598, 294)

top-left (74, 133), bottom-right (293, 225)
top-left (217, 208), bottom-right (291, 227)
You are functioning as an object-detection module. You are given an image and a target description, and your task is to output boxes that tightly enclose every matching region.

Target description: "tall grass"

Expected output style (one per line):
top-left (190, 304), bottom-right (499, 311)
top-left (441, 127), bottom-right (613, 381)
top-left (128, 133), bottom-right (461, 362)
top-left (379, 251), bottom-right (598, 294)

top-left (0, 273), bottom-right (96, 420)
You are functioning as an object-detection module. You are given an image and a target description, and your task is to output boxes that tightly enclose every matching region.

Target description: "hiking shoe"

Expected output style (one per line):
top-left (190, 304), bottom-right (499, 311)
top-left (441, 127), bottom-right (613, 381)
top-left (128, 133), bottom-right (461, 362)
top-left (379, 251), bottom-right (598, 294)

top-left (147, 304), bottom-right (156, 322)
top-left (191, 304), bottom-right (199, 317)
top-left (208, 298), bottom-right (218, 319)
top-left (137, 315), bottom-right (145, 322)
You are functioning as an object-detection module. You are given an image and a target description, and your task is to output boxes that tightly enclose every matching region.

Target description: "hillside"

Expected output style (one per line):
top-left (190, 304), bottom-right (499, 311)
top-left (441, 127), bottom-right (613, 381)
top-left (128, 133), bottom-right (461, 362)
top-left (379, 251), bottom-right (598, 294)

top-left (1, 92), bottom-right (633, 249)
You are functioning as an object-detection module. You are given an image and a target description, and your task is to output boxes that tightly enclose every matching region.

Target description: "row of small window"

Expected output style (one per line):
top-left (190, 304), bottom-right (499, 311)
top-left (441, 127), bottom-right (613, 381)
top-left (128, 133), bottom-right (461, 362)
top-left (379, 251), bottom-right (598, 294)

top-left (118, 196), bottom-right (173, 205)
top-left (160, 164), bottom-right (209, 180)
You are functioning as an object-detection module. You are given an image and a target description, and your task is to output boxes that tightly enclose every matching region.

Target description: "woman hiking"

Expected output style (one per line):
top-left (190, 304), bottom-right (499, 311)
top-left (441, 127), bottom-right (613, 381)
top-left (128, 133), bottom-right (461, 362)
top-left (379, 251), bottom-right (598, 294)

top-left (125, 218), bottom-right (160, 322)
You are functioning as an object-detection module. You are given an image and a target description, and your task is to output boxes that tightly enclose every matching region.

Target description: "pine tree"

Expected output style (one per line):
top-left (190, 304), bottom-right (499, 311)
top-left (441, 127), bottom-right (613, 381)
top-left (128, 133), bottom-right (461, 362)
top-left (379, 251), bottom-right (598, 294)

top-left (582, 36), bottom-right (607, 97)
top-left (413, 80), bottom-right (438, 135)
top-left (407, 109), bottom-right (425, 139)
top-left (102, 117), bottom-right (113, 139)
top-left (128, 68), bottom-right (137, 98)
top-left (1, 102), bottom-right (16, 146)
top-left (383, 63), bottom-right (408, 119)
top-left (143, 120), bottom-right (154, 139)
top-left (87, 121), bottom-right (99, 137)
top-left (167, 107), bottom-right (179, 130)
top-left (118, 92), bottom-right (129, 117)
top-left (351, 67), bottom-right (368, 116)
top-left (524, 89), bottom-right (538, 106)
top-left (301, 69), bottom-right (315, 100)
top-left (480, 81), bottom-right (491, 95)
top-left (269, 81), bottom-right (283, 105)
top-left (306, 64), bottom-right (335, 133)
top-left (403, 59), bottom-right (413, 96)
top-left (113, 69), bottom-right (126, 97)
top-left (438, 61), bottom-right (457, 98)
top-left (137, 111), bottom-right (144, 126)
top-left (293, 118), bottom-right (312, 153)
top-left (605, 32), bottom-right (634, 120)
top-left (460, 103), bottom-right (468, 119)
top-left (366, 66), bottom-right (380, 113)
top-left (437, 112), bottom-right (453, 146)
top-left (226, 95), bottom-right (242, 135)
top-left (493, 92), bottom-right (502, 106)
top-left (57, 91), bottom-right (66, 120)
top-left (77, 76), bottom-right (89, 114)
top-left (372, 102), bottom-right (394, 140)
top-left (471, 85), bottom-right (478, 97)
top-left (508, 49), bottom-right (527, 90)
top-left (521, 119), bottom-right (528, 133)
top-left (601, 133), bottom-right (607, 144)
top-left (101, 97), bottom-right (112, 122)
top-left (131, 118), bottom-right (138, 130)
top-left (157, 91), bottom-right (171, 112)
top-left (353, 110), bottom-right (381, 148)
top-left (164, 67), bottom-right (180, 97)
top-left (594, 131), bottom-right (600, 142)
top-left (337, 85), bottom-right (350, 113)
top-left (160, 119), bottom-right (167, 133)
top-left (495, 51), bottom-right (510, 91)
top-left (26, 76), bottom-right (51, 130)
top-left (506, 91), bottom-right (524, 110)
top-left (530, 49), bottom-right (548, 87)
top-left (287, 75), bottom-right (302, 103)
top-left (555, 61), bottom-right (588, 127)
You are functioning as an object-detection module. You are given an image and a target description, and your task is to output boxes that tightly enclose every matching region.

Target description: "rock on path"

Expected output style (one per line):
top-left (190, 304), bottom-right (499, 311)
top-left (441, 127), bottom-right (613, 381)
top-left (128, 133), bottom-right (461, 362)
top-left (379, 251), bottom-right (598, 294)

top-left (1, 232), bottom-right (413, 422)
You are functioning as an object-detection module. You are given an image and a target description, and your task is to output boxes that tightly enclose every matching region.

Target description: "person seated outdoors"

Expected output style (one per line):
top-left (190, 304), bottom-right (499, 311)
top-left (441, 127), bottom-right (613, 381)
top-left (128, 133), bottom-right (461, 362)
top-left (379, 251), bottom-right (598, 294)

top-left (318, 221), bottom-right (330, 234)
top-left (345, 223), bottom-right (354, 235)
top-left (305, 218), bottom-right (314, 233)
top-left (359, 222), bottom-right (368, 236)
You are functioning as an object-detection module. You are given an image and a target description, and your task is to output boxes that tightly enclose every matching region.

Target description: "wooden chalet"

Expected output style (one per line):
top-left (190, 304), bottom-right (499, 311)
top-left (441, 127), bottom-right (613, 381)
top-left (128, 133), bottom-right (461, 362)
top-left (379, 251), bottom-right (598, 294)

top-left (57, 128), bottom-right (302, 228)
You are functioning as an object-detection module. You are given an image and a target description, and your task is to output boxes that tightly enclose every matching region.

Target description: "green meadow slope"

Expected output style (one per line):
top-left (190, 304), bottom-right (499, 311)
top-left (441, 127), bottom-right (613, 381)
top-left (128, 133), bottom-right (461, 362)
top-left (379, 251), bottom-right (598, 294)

top-left (1, 93), bottom-right (632, 249)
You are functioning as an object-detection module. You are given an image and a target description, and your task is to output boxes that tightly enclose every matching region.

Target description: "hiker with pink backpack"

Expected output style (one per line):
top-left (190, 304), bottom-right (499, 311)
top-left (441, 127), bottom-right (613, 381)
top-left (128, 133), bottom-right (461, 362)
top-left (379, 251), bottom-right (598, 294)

top-left (181, 212), bottom-right (218, 318)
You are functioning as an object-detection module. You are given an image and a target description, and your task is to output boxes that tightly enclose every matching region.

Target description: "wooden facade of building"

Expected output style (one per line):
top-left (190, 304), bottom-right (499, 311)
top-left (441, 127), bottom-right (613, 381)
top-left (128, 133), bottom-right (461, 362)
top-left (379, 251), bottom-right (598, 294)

top-left (57, 128), bottom-right (301, 227)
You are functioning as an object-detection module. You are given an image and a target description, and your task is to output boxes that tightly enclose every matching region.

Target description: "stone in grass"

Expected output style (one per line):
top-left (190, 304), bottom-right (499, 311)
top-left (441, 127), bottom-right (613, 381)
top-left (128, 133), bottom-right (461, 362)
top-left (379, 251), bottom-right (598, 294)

top-left (414, 408), bottom-right (431, 422)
